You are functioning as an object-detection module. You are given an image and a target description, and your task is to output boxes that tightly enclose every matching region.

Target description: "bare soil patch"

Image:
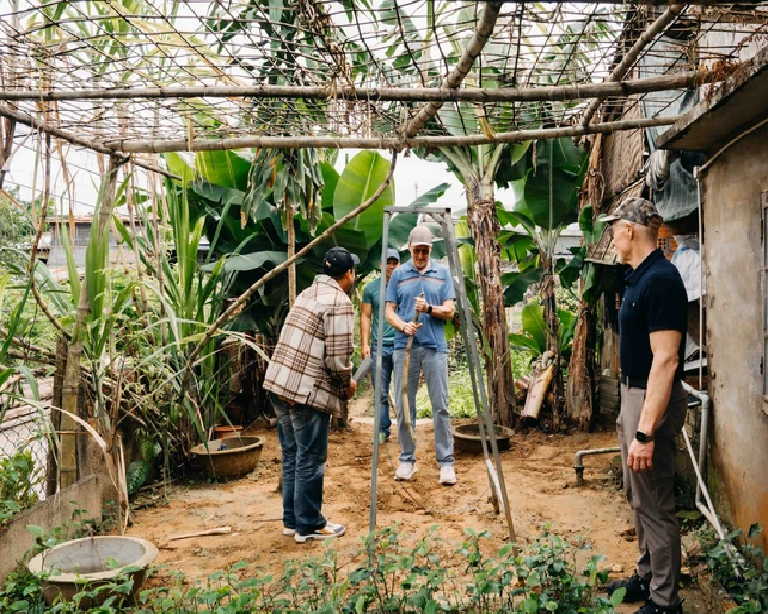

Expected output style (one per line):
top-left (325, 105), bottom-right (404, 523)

top-left (127, 390), bottom-right (717, 611)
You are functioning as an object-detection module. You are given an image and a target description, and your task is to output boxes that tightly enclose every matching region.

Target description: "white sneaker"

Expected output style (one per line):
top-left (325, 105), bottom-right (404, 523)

top-left (439, 465), bottom-right (456, 486)
top-left (294, 522), bottom-right (345, 543)
top-left (282, 527), bottom-right (296, 536)
top-left (395, 462), bottom-right (417, 481)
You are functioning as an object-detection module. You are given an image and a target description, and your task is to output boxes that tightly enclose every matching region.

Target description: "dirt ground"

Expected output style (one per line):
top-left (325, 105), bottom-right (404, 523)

top-left (127, 391), bottom-right (719, 612)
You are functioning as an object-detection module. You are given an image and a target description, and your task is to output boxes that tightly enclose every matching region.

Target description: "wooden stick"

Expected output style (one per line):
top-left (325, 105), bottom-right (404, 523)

top-left (106, 116), bottom-right (682, 154)
top-left (0, 72), bottom-right (705, 104)
top-left (401, 293), bottom-right (423, 440)
top-left (168, 526), bottom-right (232, 541)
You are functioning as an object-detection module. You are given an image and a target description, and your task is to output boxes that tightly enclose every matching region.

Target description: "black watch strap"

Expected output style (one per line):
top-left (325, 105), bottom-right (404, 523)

top-left (427, 305), bottom-right (433, 314)
top-left (635, 430), bottom-right (654, 443)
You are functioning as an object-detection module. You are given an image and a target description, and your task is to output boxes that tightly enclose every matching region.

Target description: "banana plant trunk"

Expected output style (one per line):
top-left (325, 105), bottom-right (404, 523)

top-left (542, 264), bottom-right (561, 433)
top-left (59, 155), bottom-right (122, 488)
top-left (567, 302), bottom-right (595, 430)
top-left (465, 179), bottom-right (516, 428)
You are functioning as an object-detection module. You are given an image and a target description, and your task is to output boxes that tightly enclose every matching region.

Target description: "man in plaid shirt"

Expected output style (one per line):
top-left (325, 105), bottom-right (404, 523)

top-left (264, 247), bottom-right (358, 543)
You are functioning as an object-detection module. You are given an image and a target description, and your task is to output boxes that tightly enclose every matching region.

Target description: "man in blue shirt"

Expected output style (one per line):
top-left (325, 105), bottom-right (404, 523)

top-left (385, 225), bottom-right (457, 486)
top-left (361, 248), bottom-right (400, 441)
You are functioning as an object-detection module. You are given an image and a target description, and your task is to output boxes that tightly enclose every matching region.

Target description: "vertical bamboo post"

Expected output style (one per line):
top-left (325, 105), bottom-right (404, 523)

top-left (59, 155), bottom-right (123, 489)
top-left (287, 197), bottom-right (296, 307)
top-left (46, 336), bottom-right (66, 496)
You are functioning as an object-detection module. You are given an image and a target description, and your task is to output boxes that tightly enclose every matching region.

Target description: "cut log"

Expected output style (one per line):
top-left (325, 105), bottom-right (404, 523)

top-left (521, 364), bottom-right (554, 420)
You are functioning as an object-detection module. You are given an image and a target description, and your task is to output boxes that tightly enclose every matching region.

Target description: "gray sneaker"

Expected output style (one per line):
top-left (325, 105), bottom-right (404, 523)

top-left (395, 462), bottom-right (417, 481)
top-left (439, 465), bottom-right (456, 485)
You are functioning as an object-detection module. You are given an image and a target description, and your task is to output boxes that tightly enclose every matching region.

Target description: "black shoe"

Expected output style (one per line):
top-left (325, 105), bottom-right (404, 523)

top-left (607, 570), bottom-right (651, 603)
top-left (635, 599), bottom-right (683, 614)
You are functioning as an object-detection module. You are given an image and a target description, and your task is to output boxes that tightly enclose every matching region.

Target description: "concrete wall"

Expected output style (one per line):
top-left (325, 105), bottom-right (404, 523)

top-left (0, 474), bottom-right (115, 582)
top-left (702, 123), bottom-right (768, 551)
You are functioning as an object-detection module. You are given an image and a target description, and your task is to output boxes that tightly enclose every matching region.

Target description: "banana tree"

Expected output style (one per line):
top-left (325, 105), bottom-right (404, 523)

top-left (167, 150), bottom-right (398, 340)
top-left (499, 137), bottom-right (588, 426)
top-left (559, 205), bottom-right (624, 429)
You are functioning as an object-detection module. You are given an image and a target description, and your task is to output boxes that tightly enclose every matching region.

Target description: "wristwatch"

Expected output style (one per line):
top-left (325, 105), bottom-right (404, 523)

top-left (427, 304), bottom-right (433, 314)
top-left (635, 431), bottom-right (654, 443)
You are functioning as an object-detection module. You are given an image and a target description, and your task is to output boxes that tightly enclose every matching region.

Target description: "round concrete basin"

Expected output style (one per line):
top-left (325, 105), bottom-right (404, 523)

top-left (28, 536), bottom-right (158, 607)
top-left (191, 435), bottom-right (264, 478)
top-left (453, 422), bottom-right (514, 455)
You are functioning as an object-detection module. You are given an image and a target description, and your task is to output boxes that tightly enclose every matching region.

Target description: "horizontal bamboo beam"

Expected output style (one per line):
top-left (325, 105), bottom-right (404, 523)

top-left (105, 116), bottom-right (681, 154)
top-left (0, 103), bottom-right (178, 180)
top-left (0, 72), bottom-right (705, 104)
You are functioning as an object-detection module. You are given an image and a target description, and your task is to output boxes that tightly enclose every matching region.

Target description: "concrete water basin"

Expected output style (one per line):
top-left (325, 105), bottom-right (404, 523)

top-left (28, 535), bottom-right (158, 607)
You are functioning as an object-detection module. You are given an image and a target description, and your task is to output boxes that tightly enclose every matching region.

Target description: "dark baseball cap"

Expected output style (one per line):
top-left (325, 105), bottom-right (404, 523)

top-left (323, 247), bottom-right (360, 276)
top-left (598, 197), bottom-right (663, 228)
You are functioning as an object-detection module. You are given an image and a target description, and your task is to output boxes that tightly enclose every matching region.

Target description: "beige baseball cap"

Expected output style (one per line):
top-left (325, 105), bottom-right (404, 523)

top-left (408, 225), bottom-right (433, 247)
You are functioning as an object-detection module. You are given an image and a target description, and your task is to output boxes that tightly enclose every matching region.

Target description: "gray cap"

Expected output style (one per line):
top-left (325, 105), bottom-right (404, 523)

top-left (408, 225), bottom-right (433, 247)
top-left (386, 248), bottom-right (400, 262)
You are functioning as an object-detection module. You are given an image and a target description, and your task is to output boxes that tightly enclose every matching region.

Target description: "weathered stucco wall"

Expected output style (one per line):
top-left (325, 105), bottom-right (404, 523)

top-left (703, 123), bottom-right (768, 551)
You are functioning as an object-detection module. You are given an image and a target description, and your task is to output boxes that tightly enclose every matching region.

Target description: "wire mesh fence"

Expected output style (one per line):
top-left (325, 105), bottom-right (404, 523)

top-left (0, 404), bottom-right (51, 503)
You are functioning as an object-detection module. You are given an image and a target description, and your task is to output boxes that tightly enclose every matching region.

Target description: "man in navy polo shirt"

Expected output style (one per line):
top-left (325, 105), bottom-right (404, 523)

top-left (601, 198), bottom-right (688, 614)
top-left (385, 225), bottom-right (457, 486)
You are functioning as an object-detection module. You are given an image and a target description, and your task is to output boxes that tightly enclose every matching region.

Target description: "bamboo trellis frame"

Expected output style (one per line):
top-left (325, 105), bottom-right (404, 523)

top-left (1, 1), bottom-right (765, 162)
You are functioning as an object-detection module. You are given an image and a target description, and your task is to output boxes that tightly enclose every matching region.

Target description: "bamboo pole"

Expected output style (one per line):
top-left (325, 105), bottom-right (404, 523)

top-left (26, 132), bottom-right (70, 341)
top-left (287, 197), bottom-right (296, 307)
top-left (0, 72), bottom-right (706, 104)
top-left (182, 150), bottom-right (399, 397)
top-left (0, 103), bottom-right (176, 179)
top-left (59, 155), bottom-right (123, 489)
top-left (582, 4), bottom-right (684, 126)
top-left (405, 1), bottom-right (503, 138)
top-left (106, 116), bottom-right (682, 154)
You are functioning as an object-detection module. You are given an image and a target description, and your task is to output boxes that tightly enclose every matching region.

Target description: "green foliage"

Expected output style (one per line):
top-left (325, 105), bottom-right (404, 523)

top-left (0, 188), bottom-right (35, 275)
top-left (558, 205), bottom-right (623, 307)
top-left (126, 461), bottom-right (149, 496)
top-left (0, 524), bottom-right (623, 612)
top-left (509, 301), bottom-right (577, 359)
top-left (416, 368), bottom-right (477, 419)
top-left (0, 449), bottom-right (41, 528)
top-left (695, 524), bottom-right (768, 613)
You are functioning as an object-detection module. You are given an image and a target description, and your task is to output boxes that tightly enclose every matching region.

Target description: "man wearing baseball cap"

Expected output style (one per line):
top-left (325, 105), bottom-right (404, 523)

top-left (385, 225), bottom-right (457, 486)
top-left (361, 248), bottom-right (401, 442)
top-left (601, 198), bottom-right (688, 614)
top-left (264, 246), bottom-right (359, 543)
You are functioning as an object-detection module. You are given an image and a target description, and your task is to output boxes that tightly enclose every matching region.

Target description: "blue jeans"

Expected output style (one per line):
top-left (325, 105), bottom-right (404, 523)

top-left (270, 394), bottom-right (330, 536)
top-left (392, 347), bottom-right (454, 466)
top-left (371, 345), bottom-right (394, 438)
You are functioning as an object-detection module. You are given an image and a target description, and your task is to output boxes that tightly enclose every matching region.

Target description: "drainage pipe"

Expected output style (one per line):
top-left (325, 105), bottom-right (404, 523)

top-left (573, 447), bottom-right (621, 485)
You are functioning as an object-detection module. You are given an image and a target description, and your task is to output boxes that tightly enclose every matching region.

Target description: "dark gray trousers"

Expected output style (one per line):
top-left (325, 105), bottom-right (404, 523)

top-left (617, 381), bottom-right (687, 607)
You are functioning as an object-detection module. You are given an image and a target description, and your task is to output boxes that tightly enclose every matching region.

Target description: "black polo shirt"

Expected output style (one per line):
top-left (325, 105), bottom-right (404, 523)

top-left (619, 249), bottom-right (688, 382)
